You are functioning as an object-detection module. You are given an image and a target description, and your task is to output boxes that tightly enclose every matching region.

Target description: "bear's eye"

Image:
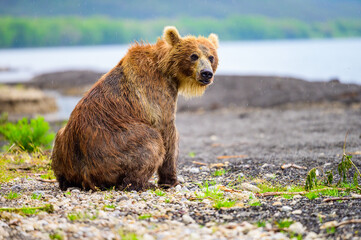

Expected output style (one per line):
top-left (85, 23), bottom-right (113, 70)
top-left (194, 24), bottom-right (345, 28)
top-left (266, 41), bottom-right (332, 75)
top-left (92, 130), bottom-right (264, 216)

top-left (190, 54), bottom-right (199, 61)
top-left (208, 56), bottom-right (214, 63)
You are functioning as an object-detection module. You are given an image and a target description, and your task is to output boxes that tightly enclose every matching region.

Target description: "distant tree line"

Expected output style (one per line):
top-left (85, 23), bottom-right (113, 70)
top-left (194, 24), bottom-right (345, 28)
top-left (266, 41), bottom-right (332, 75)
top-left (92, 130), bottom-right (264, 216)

top-left (0, 15), bottom-right (360, 48)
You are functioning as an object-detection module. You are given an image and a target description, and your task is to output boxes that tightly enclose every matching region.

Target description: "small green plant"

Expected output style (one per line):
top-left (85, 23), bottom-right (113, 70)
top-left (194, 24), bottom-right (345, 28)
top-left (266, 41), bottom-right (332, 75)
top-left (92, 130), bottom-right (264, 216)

top-left (64, 191), bottom-right (71, 196)
top-left (305, 133), bottom-right (361, 191)
top-left (138, 213), bottom-right (152, 220)
top-left (318, 215), bottom-right (323, 223)
top-left (305, 168), bottom-right (318, 191)
top-left (49, 233), bottom-right (64, 240)
top-left (31, 193), bottom-right (42, 200)
top-left (0, 204), bottom-right (54, 215)
top-left (118, 230), bottom-right (140, 240)
top-left (213, 199), bottom-right (236, 210)
top-left (275, 219), bottom-right (294, 229)
top-left (188, 152), bottom-right (196, 158)
top-left (6, 191), bottom-right (20, 200)
top-left (0, 117), bottom-right (55, 152)
top-left (104, 193), bottom-right (113, 200)
top-left (305, 191), bottom-right (319, 200)
top-left (196, 181), bottom-right (223, 200)
top-left (326, 226), bottom-right (336, 234)
top-left (257, 221), bottom-right (266, 227)
top-left (67, 211), bottom-right (98, 221)
top-left (154, 189), bottom-right (166, 196)
top-left (165, 198), bottom-right (170, 203)
top-left (40, 170), bottom-right (56, 180)
top-left (213, 169), bottom-right (226, 177)
top-left (104, 204), bottom-right (116, 209)
top-left (249, 201), bottom-right (261, 206)
top-left (282, 194), bottom-right (293, 199)
top-left (289, 232), bottom-right (303, 240)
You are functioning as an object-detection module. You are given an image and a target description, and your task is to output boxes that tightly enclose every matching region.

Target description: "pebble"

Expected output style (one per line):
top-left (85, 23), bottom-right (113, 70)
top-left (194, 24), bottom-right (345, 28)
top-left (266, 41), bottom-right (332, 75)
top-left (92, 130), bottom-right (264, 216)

top-left (71, 189), bottom-right (80, 194)
top-left (305, 231), bottom-right (319, 240)
top-left (292, 209), bottom-right (302, 215)
top-left (264, 173), bottom-right (276, 180)
top-left (272, 201), bottom-right (282, 206)
top-left (116, 195), bottom-right (129, 202)
top-left (240, 183), bottom-right (260, 193)
top-left (182, 214), bottom-right (195, 224)
top-left (10, 185), bottom-right (22, 192)
top-left (177, 176), bottom-right (185, 183)
top-left (281, 206), bottom-right (292, 212)
top-left (289, 222), bottom-right (306, 235)
top-left (189, 168), bottom-right (200, 174)
top-left (201, 167), bottom-right (210, 172)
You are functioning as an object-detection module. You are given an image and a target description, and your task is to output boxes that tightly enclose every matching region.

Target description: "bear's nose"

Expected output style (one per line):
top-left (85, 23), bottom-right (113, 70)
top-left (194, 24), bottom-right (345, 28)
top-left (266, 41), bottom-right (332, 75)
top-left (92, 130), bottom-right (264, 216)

top-left (200, 70), bottom-right (213, 81)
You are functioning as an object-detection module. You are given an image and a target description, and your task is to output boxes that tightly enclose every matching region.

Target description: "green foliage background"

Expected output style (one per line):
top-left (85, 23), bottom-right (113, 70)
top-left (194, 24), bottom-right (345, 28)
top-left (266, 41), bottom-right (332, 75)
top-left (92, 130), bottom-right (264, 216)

top-left (0, 0), bottom-right (361, 48)
top-left (0, 16), bottom-right (360, 48)
top-left (0, 117), bottom-right (55, 152)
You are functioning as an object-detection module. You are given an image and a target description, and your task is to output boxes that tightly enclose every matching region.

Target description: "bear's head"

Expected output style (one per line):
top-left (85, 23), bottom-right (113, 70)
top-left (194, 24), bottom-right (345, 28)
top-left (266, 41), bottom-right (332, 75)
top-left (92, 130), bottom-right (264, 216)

top-left (161, 26), bottom-right (219, 98)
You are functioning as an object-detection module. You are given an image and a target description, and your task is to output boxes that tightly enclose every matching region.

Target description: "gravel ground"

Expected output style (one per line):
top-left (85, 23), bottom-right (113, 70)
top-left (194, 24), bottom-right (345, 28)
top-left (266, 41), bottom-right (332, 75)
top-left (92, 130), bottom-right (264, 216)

top-left (1, 102), bottom-right (361, 239)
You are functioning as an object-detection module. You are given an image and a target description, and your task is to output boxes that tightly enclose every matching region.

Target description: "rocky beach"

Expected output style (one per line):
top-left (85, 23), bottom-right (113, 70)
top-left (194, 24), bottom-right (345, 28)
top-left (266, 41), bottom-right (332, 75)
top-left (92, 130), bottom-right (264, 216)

top-left (0, 71), bottom-right (361, 239)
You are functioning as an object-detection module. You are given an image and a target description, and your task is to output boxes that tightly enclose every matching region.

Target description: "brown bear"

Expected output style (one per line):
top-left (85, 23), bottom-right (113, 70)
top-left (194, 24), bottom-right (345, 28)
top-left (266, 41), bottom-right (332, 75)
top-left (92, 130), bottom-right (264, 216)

top-left (51, 26), bottom-right (219, 191)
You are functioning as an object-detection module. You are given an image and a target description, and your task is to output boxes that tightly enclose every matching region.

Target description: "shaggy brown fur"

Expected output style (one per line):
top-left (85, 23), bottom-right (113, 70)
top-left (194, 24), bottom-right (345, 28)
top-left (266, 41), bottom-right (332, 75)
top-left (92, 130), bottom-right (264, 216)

top-left (51, 26), bottom-right (219, 191)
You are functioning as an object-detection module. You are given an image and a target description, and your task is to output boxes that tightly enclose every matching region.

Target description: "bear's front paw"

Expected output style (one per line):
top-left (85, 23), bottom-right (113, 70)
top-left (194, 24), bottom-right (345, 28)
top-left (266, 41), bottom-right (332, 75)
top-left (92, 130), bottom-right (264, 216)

top-left (158, 179), bottom-right (178, 189)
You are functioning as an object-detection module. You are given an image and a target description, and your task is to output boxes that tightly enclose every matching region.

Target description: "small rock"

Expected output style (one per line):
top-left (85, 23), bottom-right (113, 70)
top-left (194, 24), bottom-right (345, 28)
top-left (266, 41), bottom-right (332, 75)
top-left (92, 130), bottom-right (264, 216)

top-left (201, 167), bottom-right (210, 172)
top-left (116, 195), bottom-right (129, 202)
top-left (261, 163), bottom-right (274, 168)
top-left (289, 222), bottom-right (306, 235)
top-left (304, 231), bottom-right (319, 240)
top-left (264, 173), bottom-right (276, 180)
top-left (293, 195), bottom-right (302, 199)
top-left (140, 192), bottom-right (149, 198)
top-left (189, 168), bottom-right (200, 174)
top-left (240, 183), bottom-right (260, 193)
top-left (71, 189), bottom-right (80, 194)
top-left (272, 201), bottom-right (282, 206)
top-left (292, 209), bottom-right (302, 215)
top-left (177, 176), bottom-right (185, 183)
top-left (182, 214), bottom-right (195, 224)
top-left (11, 185), bottom-right (22, 192)
top-left (240, 221), bottom-right (255, 234)
top-left (210, 135), bottom-right (218, 141)
top-left (281, 206), bottom-right (292, 212)
top-left (143, 233), bottom-right (155, 240)
top-left (175, 185), bottom-right (182, 191)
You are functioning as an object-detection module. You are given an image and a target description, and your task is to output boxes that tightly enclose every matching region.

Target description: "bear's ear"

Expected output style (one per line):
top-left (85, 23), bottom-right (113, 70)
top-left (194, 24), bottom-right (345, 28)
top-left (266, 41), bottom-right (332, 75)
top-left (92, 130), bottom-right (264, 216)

top-left (208, 33), bottom-right (219, 49)
top-left (164, 26), bottom-right (181, 46)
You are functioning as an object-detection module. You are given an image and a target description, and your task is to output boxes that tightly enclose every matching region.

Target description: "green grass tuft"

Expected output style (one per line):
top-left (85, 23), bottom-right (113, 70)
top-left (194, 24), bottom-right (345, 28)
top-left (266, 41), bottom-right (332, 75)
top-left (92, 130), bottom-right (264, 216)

top-left (5, 191), bottom-right (20, 200)
top-left (276, 219), bottom-right (294, 229)
top-left (213, 199), bottom-right (236, 210)
top-left (0, 117), bottom-right (54, 152)
top-left (213, 169), bottom-right (226, 177)
top-left (67, 211), bottom-right (98, 221)
top-left (138, 213), bottom-right (152, 220)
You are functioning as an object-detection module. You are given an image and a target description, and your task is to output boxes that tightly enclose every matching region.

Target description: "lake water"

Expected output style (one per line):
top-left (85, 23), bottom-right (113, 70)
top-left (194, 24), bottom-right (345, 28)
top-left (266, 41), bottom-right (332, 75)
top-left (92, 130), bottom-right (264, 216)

top-left (0, 38), bottom-right (361, 84)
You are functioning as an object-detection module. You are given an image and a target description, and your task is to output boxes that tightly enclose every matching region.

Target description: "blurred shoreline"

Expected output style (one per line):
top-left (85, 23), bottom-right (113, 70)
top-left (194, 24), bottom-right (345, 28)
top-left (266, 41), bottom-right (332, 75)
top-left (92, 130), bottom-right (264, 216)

top-left (1, 70), bottom-right (360, 123)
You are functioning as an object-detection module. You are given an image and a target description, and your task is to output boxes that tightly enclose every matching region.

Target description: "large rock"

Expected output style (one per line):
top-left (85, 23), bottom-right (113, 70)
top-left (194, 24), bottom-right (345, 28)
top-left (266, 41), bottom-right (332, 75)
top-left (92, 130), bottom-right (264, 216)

top-left (29, 70), bottom-right (103, 96)
top-left (0, 86), bottom-right (57, 114)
